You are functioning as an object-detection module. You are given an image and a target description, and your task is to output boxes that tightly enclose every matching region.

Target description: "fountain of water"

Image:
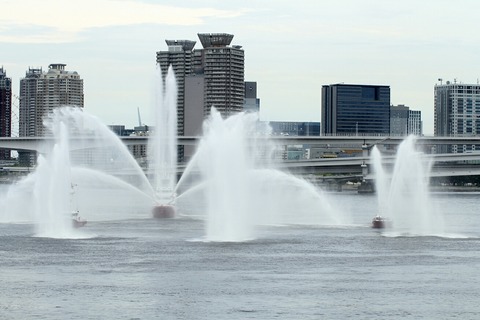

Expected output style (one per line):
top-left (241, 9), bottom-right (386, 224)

top-left (32, 122), bottom-right (78, 238)
top-left (1, 63), bottom-right (342, 239)
top-left (46, 107), bottom-right (156, 221)
top-left (0, 106), bottom-right (157, 232)
top-left (148, 64), bottom-right (178, 218)
top-left (175, 108), bottom-right (344, 242)
top-left (371, 135), bottom-right (445, 236)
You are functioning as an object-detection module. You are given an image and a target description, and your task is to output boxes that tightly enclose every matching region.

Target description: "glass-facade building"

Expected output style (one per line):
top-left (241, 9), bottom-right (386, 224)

top-left (434, 81), bottom-right (480, 153)
top-left (321, 84), bottom-right (390, 135)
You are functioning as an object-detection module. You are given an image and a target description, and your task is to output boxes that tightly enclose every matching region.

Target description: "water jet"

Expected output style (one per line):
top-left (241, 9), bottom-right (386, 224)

top-left (149, 64), bottom-right (178, 218)
top-left (371, 135), bottom-right (445, 235)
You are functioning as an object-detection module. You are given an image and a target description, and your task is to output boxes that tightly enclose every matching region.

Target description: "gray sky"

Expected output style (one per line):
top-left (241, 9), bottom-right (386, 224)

top-left (2, 0), bottom-right (480, 135)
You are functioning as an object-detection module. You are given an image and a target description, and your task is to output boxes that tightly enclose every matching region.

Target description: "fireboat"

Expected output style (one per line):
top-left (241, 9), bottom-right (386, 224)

top-left (72, 211), bottom-right (87, 228)
top-left (152, 204), bottom-right (176, 218)
top-left (152, 188), bottom-right (176, 218)
top-left (371, 215), bottom-right (390, 229)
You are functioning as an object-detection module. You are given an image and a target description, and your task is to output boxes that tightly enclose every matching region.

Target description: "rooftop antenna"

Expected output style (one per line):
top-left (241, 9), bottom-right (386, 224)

top-left (137, 107), bottom-right (142, 126)
top-left (438, 78), bottom-right (443, 85)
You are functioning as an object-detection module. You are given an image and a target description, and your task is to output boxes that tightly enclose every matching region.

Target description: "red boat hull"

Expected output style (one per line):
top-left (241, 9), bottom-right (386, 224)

top-left (371, 216), bottom-right (390, 229)
top-left (372, 219), bottom-right (385, 229)
top-left (152, 205), bottom-right (175, 218)
top-left (72, 219), bottom-right (87, 228)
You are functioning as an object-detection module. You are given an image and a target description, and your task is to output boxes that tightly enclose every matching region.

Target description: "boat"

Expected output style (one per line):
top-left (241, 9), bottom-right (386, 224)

top-left (152, 204), bottom-right (175, 218)
top-left (69, 184), bottom-right (87, 228)
top-left (371, 215), bottom-right (390, 229)
top-left (72, 211), bottom-right (87, 228)
top-left (152, 188), bottom-right (176, 218)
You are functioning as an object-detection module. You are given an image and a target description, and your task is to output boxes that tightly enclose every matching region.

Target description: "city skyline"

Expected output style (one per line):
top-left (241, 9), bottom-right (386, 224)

top-left (2, 0), bottom-right (480, 135)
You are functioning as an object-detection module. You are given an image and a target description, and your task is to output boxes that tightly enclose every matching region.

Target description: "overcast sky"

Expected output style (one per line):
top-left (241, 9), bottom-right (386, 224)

top-left (2, 0), bottom-right (480, 135)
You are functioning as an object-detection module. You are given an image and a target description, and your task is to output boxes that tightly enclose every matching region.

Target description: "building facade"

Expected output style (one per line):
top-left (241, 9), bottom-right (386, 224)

top-left (244, 81), bottom-right (260, 113)
top-left (19, 64), bottom-right (83, 164)
top-left (0, 67), bottom-right (12, 160)
top-left (158, 33), bottom-right (245, 122)
top-left (196, 33), bottom-right (245, 118)
top-left (390, 104), bottom-right (409, 136)
top-left (19, 64), bottom-right (83, 137)
top-left (156, 40), bottom-right (196, 137)
top-left (157, 33), bottom-right (247, 162)
top-left (434, 81), bottom-right (480, 153)
top-left (321, 84), bottom-right (390, 135)
top-left (156, 40), bottom-right (196, 162)
top-left (408, 109), bottom-right (422, 136)
top-left (390, 104), bottom-right (423, 136)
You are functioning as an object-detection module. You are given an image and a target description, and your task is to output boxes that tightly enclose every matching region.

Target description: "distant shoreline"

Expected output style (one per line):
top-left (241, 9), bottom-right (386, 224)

top-left (429, 186), bottom-right (480, 192)
top-left (339, 183), bottom-right (480, 193)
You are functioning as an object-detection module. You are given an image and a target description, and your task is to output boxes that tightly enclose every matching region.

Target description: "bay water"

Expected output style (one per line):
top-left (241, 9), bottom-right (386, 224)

top-left (0, 187), bottom-right (479, 319)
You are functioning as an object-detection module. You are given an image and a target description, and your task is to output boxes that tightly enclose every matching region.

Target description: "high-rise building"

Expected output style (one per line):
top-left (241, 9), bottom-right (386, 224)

top-left (434, 80), bottom-right (480, 153)
top-left (184, 74), bottom-right (205, 161)
top-left (244, 81), bottom-right (260, 113)
top-left (321, 84), bottom-right (390, 135)
top-left (19, 64), bottom-right (83, 164)
top-left (157, 33), bottom-right (245, 121)
top-left (157, 33), bottom-right (246, 162)
top-left (408, 109), bottom-right (422, 136)
top-left (156, 40), bottom-right (196, 136)
top-left (156, 40), bottom-right (196, 162)
top-left (0, 67), bottom-right (12, 160)
top-left (390, 104), bottom-right (423, 136)
top-left (19, 67), bottom-right (42, 138)
top-left (195, 33), bottom-right (245, 118)
top-left (20, 64), bottom-right (83, 137)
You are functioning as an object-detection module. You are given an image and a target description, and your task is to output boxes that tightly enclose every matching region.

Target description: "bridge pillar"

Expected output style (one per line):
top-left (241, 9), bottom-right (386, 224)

top-left (361, 143), bottom-right (369, 179)
top-left (358, 143), bottom-right (375, 193)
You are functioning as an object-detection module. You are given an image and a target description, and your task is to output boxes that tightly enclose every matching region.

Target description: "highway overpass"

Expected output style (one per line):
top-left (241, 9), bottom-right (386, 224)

top-left (3, 135), bottom-right (480, 152)
top-left (2, 135), bottom-right (480, 178)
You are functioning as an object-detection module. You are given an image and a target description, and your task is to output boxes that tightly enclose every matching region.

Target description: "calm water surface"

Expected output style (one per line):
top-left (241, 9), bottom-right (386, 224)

top-left (0, 190), bottom-right (479, 319)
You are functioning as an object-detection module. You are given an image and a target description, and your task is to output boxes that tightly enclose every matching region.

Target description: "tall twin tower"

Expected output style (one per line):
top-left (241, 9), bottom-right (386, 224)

top-left (156, 33), bottom-right (245, 140)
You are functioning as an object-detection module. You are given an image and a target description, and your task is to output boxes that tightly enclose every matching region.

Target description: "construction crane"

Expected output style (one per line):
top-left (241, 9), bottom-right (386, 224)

top-left (137, 107), bottom-right (142, 126)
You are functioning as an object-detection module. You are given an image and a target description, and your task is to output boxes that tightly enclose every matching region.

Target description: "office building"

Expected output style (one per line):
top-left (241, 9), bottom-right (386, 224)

top-left (390, 104), bottom-right (423, 136)
top-left (0, 67), bottom-right (12, 160)
top-left (321, 84), bottom-right (390, 135)
top-left (408, 109), bottom-right (422, 136)
top-left (434, 80), bottom-right (480, 153)
top-left (19, 64), bottom-right (83, 164)
top-left (390, 104), bottom-right (409, 136)
top-left (244, 81), bottom-right (260, 113)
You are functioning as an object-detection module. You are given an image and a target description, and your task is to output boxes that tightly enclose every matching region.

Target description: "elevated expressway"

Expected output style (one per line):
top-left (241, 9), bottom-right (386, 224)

top-left (277, 153), bottom-right (480, 179)
top-left (1, 136), bottom-right (480, 178)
